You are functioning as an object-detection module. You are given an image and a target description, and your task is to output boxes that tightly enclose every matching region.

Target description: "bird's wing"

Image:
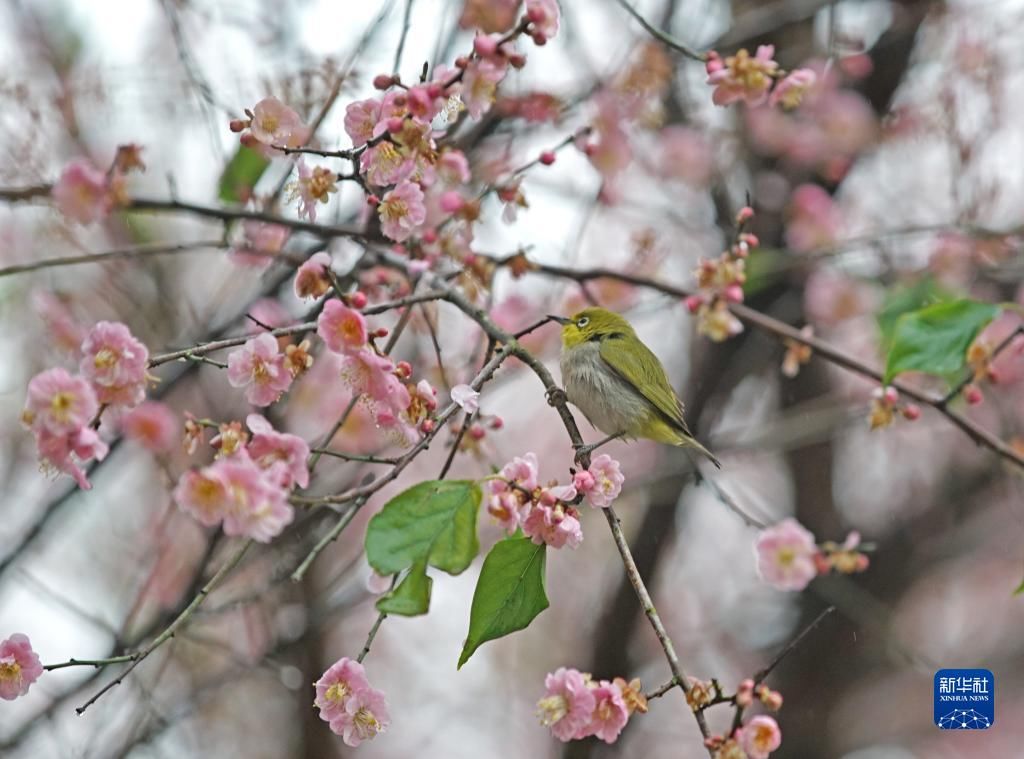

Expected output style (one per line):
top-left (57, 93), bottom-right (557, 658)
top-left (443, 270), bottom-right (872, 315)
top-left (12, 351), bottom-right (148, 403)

top-left (598, 334), bottom-right (690, 433)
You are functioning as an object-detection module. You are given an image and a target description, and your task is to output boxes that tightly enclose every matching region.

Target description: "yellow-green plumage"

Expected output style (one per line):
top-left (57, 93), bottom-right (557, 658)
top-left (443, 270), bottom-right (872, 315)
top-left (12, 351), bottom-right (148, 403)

top-left (554, 307), bottom-right (721, 468)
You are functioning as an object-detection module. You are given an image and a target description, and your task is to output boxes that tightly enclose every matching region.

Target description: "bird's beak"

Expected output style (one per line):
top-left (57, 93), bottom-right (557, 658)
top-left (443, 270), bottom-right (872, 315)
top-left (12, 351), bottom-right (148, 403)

top-left (547, 314), bottom-right (572, 326)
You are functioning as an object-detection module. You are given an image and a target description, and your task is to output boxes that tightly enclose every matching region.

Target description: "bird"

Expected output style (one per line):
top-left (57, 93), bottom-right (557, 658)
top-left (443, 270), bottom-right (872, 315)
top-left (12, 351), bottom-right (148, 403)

top-left (549, 307), bottom-right (721, 468)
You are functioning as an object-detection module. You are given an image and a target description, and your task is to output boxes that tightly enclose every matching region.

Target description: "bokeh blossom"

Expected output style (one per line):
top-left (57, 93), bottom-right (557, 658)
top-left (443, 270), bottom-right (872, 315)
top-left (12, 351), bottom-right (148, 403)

top-left (51, 158), bottom-right (112, 224)
top-left (755, 518), bottom-right (818, 591)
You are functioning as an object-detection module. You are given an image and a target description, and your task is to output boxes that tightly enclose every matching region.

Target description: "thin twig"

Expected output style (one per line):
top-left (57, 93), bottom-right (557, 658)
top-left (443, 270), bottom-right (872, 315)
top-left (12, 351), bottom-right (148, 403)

top-left (613, 0), bottom-right (707, 61)
top-left (290, 500), bottom-right (364, 583)
top-left (392, 0), bottom-right (416, 76)
top-left (0, 240), bottom-right (227, 279)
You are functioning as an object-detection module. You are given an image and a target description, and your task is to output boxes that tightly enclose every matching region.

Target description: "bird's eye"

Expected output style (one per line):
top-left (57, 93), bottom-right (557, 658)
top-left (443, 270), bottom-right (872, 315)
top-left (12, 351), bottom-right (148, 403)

top-left (577, 317), bottom-right (590, 328)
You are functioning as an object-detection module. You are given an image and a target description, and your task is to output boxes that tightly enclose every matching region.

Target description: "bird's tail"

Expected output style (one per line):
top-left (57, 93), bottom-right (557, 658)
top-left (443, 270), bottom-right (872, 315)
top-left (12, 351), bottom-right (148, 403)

top-left (677, 435), bottom-right (721, 469)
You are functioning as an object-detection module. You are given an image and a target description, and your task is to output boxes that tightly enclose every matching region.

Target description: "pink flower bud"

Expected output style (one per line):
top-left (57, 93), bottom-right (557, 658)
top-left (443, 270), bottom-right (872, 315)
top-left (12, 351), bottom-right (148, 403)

top-left (813, 552), bottom-right (831, 574)
top-left (229, 119), bottom-right (248, 133)
top-left (469, 423), bottom-right (486, 440)
top-left (395, 361), bottom-right (412, 378)
top-left (427, 83), bottom-right (443, 99)
top-left (367, 194), bottom-right (380, 206)
top-left (474, 35), bottom-right (498, 58)
top-left (349, 291), bottom-right (368, 309)
top-left (723, 284), bottom-right (744, 303)
top-left (374, 327), bottom-right (390, 339)
top-left (740, 232), bottom-right (760, 247)
top-left (372, 74), bottom-right (395, 90)
top-left (704, 51), bottom-right (723, 75)
top-left (440, 190), bottom-right (465, 214)
top-left (736, 205), bottom-right (755, 224)
top-left (883, 386), bottom-right (899, 405)
top-left (531, 32), bottom-right (548, 46)
top-left (736, 679), bottom-right (755, 708)
top-left (527, 6), bottom-right (546, 23)
top-left (490, 416), bottom-right (504, 430)
top-left (539, 150), bottom-right (556, 165)
top-left (964, 384), bottom-right (983, 405)
top-left (421, 228), bottom-right (438, 244)
top-left (508, 52), bottom-right (528, 68)
top-left (455, 55), bottom-right (470, 69)
top-left (902, 404), bottom-right (921, 421)
top-left (421, 418), bottom-right (436, 434)
top-left (685, 295), bottom-right (704, 313)
top-left (386, 116), bottom-right (404, 133)
top-left (239, 133), bottom-right (259, 148)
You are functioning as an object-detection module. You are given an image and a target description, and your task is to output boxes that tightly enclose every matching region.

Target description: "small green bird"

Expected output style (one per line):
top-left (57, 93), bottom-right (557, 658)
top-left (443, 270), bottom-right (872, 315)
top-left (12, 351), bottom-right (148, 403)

top-left (550, 307), bottom-right (721, 468)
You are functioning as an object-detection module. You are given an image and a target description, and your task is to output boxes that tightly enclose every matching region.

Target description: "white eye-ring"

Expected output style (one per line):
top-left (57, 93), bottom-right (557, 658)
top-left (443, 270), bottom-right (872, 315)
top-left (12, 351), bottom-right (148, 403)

top-left (577, 317), bottom-right (590, 328)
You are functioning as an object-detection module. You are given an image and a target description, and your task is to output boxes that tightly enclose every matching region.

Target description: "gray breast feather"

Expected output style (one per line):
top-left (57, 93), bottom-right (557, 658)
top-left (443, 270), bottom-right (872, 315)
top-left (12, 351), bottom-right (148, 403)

top-left (559, 341), bottom-right (649, 437)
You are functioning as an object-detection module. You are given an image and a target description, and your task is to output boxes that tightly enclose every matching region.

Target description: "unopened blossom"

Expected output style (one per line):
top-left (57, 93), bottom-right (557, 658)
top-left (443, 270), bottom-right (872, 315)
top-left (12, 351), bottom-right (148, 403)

top-left (738, 715), bottom-right (782, 759)
top-left (246, 414), bottom-right (310, 488)
top-left (526, 0), bottom-right (560, 44)
top-left (344, 98), bottom-right (382, 146)
top-left (781, 326), bottom-right (814, 377)
top-left (406, 84), bottom-right (443, 123)
top-left (378, 180), bottom-right (427, 242)
top-left (314, 657), bottom-right (373, 723)
top-left (579, 680), bottom-right (629, 743)
top-left (80, 321), bottom-right (150, 408)
top-left (757, 684), bottom-right (784, 711)
top-left (868, 386), bottom-right (899, 430)
top-left (0, 634), bottom-right (44, 701)
top-left (697, 301), bottom-right (744, 342)
top-left (735, 678), bottom-right (755, 708)
top-left (248, 97), bottom-right (307, 149)
top-left (173, 468), bottom-right (229, 526)
top-left (229, 221), bottom-right (289, 268)
top-left (318, 300), bottom-right (368, 353)
top-left (538, 668), bottom-right (597, 742)
top-left (294, 252), bottom-right (333, 299)
top-left (451, 384), bottom-right (480, 414)
top-left (22, 368), bottom-right (98, 435)
top-left (121, 401), bottom-right (178, 453)
top-left (227, 333), bottom-right (292, 407)
top-left (523, 501), bottom-right (583, 549)
top-left (769, 68), bottom-right (816, 109)
top-left (755, 518), bottom-right (818, 591)
top-left (462, 58), bottom-right (507, 120)
top-left (582, 454), bottom-right (624, 508)
top-left (213, 455), bottom-right (294, 542)
top-left (51, 158), bottom-right (111, 224)
top-left (290, 159), bottom-right (337, 222)
top-left (706, 46), bottom-right (779, 107)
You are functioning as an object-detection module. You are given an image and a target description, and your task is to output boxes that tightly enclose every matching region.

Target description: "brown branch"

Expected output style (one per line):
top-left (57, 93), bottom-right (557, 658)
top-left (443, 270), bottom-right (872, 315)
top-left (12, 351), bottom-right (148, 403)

top-left (613, 0), bottom-right (707, 62)
top-left (0, 240), bottom-right (230, 279)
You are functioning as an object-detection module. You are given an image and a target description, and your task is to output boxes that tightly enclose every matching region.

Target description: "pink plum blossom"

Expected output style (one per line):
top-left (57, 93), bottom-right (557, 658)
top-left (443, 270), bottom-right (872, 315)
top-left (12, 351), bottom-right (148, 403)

top-left (738, 715), bottom-right (783, 759)
top-left (174, 469), bottom-right (229, 527)
top-left (462, 59), bottom-right (507, 120)
top-left (294, 252), bottom-right (333, 299)
top-left (121, 401), bottom-right (179, 453)
top-left (344, 99), bottom-right (383, 147)
top-left (755, 518), bottom-right (819, 591)
top-left (229, 221), bottom-right (289, 268)
top-left (329, 683), bottom-right (391, 746)
top-left (0, 634), bottom-right (44, 701)
top-left (318, 299), bottom-right (368, 353)
top-left (22, 368), bottom-right (98, 435)
top-left (290, 159), bottom-right (337, 222)
top-left (523, 500), bottom-right (583, 549)
top-left (51, 158), bottom-right (111, 224)
top-left (248, 97), bottom-right (307, 149)
top-left (785, 184), bottom-right (843, 253)
top-left (34, 426), bottom-right (109, 490)
top-left (706, 46), bottom-right (779, 107)
top-left (315, 657), bottom-right (372, 723)
top-left (245, 414), bottom-right (310, 489)
top-left (436, 149), bottom-right (471, 185)
top-left (451, 384), bottom-right (480, 413)
top-left (657, 126), bottom-right (713, 185)
top-left (578, 680), bottom-right (629, 743)
top-left (581, 454), bottom-right (624, 508)
top-left (537, 668), bottom-right (597, 742)
top-left (79, 321), bottom-right (150, 408)
top-left (360, 142), bottom-right (414, 187)
top-left (526, 0), bottom-right (560, 44)
top-left (227, 333), bottom-right (292, 407)
top-left (769, 68), bottom-right (817, 109)
top-left (484, 480), bottom-right (527, 534)
top-left (378, 180), bottom-right (427, 242)
top-left (211, 455), bottom-right (293, 542)
top-left (502, 452), bottom-right (540, 491)
top-left (32, 291), bottom-right (86, 355)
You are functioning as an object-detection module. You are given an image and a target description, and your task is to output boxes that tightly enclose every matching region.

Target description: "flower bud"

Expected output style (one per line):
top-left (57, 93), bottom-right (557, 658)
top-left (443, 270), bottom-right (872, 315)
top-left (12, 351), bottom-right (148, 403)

top-left (454, 55), bottom-right (470, 69)
top-left (386, 116), bottom-right (404, 134)
top-left (735, 205), bottom-right (755, 224)
top-left (508, 52), bottom-right (528, 68)
top-left (348, 291), bottom-right (368, 309)
top-left (964, 384), bottom-right (983, 405)
top-left (421, 228), bottom-right (438, 244)
top-left (705, 51), bottom-right (723, 75)
top-left (474, 35), bottom-right (498, 58)
top-left (736, 679), bottom-right (755, 708)
top-left (723, 284), bottom-right (744, 303)
top-left (439, 190), bottom-right (465, 214)
top-left (539, 150), bottom-right (556, 165)
top-left (395, 361), bottom-right (412, 378)
top-left (490, 416), bottom-right (504, 430)
top-left (901, 403), bottom-right (921, 421)
top-left (372, 74), bottom-right (395, 90)
top-left (469, 423), bottom-right (486, 440)
top-left (883, 386), bottom-right (899, 404)
top-left (685, 295), bottom-right (704, 313)
top-left (228, 118), bottom-right (248, 133)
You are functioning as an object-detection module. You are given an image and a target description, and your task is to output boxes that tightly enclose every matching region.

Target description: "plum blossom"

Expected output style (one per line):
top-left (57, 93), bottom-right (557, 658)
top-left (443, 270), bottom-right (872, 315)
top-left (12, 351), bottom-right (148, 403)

top-left (174, 469), bottom-right (229, 527)
top-left (294, 252), bottom-right (334, 299)
top-left (578, 454), bottom-right (624, 508)
top-left (738, 715), bottom-right (782, 759)
top-left (290, 159), bottom-right (337, 222)
top-left (785, 184), bottom-right (842, 252)
top-left (227, 333), bottom-right (292, 407)
top-left (80, 321), bottom-right (150, 408)
top-left (212, 455), bottom-right (294, 542)
top-left (248, 97), bottom-right (307, 149)
top-left (657, 126), bottom-right (713, 185)
top-left (769, 68), bottom-right (817, 109)
top-left (462, 59), bottom-right (507, 120)
top-left (706, 46), bottom-right (779, 107)
top-left (538, 668), bottom-right (596, 742)
top-left (340, 348), bottom-right (412, 428)
top-left (32, 291), bottom-right (86, 355)
top-left (245, 414), bottom-right (310, 489)
top-left (318, 300), bottom-right (368, 353)
top-left (755, 518), bottom-right (818, 591)
top-left (522, 498), bottom-right (583, 549)
top-left (378, 180), bottom-right (427, 242)
top-left (121, 401), bottom-right (178, 453)
top-left (579, 680), bottom-right (629, 743)
top-left (697, 301), bottom-right (744, 342)
top-left (229, 221), bottom-right (289, 268)
top-left (314, 657), bottom-right (389, 747)
top-left (35, 426), bottom-right (108, 490)
top-left (360, 142), bottom-right (414, 187)
top-left (451, 384), bottom-right (480, 414)
top-left (781, 326), bottom-right (814, 378)
top-left (0, 634), bottom-right (44, 701)
top-left (22, 368), bottom-right (97, 435)
top-left (344, 99), bottom-right (382, 146)
top-left (526, 0), bottom-right (560, 44)
top-left (51, 158), bottom-right (112, 224)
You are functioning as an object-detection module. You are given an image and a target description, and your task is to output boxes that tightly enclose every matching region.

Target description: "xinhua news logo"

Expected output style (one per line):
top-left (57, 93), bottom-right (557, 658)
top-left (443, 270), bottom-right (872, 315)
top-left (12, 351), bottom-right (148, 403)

top-left (934, 669), bottom-right (994, 729)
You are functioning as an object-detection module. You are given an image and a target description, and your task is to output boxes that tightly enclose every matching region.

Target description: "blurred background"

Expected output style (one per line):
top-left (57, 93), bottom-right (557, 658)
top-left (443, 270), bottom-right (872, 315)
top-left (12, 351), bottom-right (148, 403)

top-left (1, 0), bottom-right (1023, 756)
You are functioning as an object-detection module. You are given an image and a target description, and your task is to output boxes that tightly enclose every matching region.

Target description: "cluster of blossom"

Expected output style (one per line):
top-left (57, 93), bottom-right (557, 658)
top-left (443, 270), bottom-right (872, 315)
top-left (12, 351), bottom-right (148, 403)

top-left (706, 45), bottom-right (816, 110)
top-left (755, 518), bottom-right (869, 592)
top-left (687, 675), bottom-right (783, 713)
top-left (686, 206), bottom-right (756, 341)
top-left (0, 634), bottom-right (43, 701)
top-left (705, 714), bottom-right (782, 759)
top-left (483, 452), bottom-right (625, 548)
top-left (50, 145), bottom-right (145, 225)
top-left (536, 667), bottom-right (647, 745)
top-left (173, 414), bottom-right (306, 542)
top-left (314, 656), bottom-right (390, 747)
top-left (229, 96), bottom-right (309, 157)
top-left (21, 321), bottom-right (150, 489)
top-left (227, 332), bottom-right (312, 407)
top-left (867, 386), bottom-right (921, 430)
top-left (961, 321), bottom-right (1024, 406)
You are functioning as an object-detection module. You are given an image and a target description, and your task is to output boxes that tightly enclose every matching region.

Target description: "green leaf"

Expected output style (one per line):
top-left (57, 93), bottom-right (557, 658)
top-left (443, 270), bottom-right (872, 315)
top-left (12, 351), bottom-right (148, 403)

top-left (365, 480), bottom-right (481, 577)
top-left (1014, 573), bottom-right (1024, 596)
top-left (741, 247), bottom-right (786, 297)
top-left (218, 146), bottom-right (270, 204)
top-left (458, 537), bottom-right (548, 669)
top-left (376, 561), bottom-right (432, 616)
top-left (884, 299), bottom-right (1000, 384)
top-left (876, 278), bottom-right (950, 350)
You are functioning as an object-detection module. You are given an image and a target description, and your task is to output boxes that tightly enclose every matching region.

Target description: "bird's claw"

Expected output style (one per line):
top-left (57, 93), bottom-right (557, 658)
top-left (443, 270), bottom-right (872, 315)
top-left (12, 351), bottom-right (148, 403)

top-left (546, 387), bottom-right (567, 407)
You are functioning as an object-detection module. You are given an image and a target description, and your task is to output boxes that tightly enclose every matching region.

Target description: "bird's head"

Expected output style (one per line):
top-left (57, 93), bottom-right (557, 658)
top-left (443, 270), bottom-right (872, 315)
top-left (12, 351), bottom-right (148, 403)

top-left (548, 307), bottom-right (634, 349)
